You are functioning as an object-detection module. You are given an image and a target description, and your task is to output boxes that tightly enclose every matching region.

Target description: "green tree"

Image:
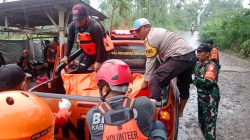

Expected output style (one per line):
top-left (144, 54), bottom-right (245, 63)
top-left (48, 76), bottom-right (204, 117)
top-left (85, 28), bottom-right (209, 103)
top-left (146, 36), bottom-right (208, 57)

top-left (99, 0), bottom-right (247, 32)
top-left (199, 9), bottom-right (250, 58)
top-left (101, 0), bottom-right (132, 32)
top-left (200, 0), bottom-right (243, 24)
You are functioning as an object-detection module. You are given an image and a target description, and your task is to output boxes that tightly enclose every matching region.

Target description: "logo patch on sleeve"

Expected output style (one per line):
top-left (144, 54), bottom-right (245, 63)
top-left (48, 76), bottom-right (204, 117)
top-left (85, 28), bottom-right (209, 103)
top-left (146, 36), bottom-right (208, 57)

top-left (91, 112), bottom-right (104, 131)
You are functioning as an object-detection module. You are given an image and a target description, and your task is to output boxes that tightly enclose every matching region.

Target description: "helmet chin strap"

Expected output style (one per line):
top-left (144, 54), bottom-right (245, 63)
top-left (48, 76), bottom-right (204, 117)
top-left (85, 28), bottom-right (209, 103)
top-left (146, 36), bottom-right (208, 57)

top-left (99, 86), bottom-right (111, 101)
top-left (109, 85), bottom-right (128, 93)
top-left (100, 85), bottom-right (128, 101)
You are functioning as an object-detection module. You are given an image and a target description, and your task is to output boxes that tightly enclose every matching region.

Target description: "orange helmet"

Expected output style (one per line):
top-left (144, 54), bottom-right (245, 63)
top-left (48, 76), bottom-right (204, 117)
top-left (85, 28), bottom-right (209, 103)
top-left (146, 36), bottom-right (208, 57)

top-left (0, 91), bottom-right (54, 140)
top-left (23, 49), bottom-right (29, 55)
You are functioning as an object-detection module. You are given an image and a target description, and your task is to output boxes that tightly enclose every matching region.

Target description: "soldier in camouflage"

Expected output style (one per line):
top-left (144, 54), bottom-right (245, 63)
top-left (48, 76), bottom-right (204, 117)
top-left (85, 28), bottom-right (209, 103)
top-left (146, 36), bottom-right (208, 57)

top-left (193, 43), bottom-right (220, 140)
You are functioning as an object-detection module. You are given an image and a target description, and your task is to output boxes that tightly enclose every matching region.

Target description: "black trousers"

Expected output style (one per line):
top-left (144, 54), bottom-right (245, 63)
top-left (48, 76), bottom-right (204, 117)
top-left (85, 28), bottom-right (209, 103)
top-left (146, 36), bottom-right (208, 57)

top-left (46, 62), bottom-right (54, 78)
top-left (75, 53), bottom-right (96, 73)
top-left (23, 67), bottom-right (37, 79)
top-left (150, 51), bottom-right (197, 100)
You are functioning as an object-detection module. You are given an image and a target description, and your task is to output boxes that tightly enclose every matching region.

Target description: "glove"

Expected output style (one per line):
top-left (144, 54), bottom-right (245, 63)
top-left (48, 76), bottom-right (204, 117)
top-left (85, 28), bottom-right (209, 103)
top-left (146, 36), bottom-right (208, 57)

top-left (59, 98), bottom-right (71, 110)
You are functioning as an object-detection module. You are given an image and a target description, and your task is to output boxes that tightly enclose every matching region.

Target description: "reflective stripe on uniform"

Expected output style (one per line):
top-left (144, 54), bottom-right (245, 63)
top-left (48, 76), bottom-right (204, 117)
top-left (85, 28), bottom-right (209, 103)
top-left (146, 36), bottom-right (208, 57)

top-left (78, 33), bottom-right (96, 55)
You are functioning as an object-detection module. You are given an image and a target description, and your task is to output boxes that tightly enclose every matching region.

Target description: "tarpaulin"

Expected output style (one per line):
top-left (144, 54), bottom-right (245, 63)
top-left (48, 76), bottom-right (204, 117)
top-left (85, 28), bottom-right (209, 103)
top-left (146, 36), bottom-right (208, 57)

top-left (61, 72), bottom-right (150, 98)
top-left (33, 40), bottom-right (44, 61)
top-left (0, 40), bottom-right (28, 64)
top-left (62, 72), bottom-right (99, 97)
top-left (0, 40), bottom-right (45, 64)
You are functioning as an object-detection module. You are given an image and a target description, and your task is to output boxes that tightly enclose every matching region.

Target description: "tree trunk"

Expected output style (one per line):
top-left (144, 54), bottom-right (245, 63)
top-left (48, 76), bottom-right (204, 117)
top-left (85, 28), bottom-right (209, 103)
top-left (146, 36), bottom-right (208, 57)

top-left (109, 7), bottom-right (115, 34)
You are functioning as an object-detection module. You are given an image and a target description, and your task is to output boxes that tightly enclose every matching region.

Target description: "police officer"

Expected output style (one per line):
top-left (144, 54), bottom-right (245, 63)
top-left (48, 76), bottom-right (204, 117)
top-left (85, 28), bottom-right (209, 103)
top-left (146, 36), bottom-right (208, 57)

top-left (86, 59), bottom-right (167, 140)
top-left (130, 18), bottom-right (197, 117)
top-left (62, 4), bottom-right (108, 72)
top-left (193, 44), bottom-right (220, 140)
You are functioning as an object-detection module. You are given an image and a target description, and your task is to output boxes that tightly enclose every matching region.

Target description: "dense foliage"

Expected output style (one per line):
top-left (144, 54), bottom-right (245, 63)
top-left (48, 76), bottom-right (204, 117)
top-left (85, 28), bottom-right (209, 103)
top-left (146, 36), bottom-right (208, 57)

top-left (199, 9), bottom-right (250, 58)
top-left (99, 0), bottom-right (200, 31)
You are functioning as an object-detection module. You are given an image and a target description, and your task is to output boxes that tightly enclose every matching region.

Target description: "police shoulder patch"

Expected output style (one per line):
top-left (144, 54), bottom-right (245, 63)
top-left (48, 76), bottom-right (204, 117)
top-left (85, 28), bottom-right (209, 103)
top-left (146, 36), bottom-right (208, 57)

top-left (145, 40), bottom-right (157, 58)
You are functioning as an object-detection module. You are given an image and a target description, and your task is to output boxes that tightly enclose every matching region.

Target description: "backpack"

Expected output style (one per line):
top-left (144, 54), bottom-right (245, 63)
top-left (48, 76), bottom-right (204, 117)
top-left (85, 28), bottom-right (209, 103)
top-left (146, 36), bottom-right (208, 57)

top-left (91, 17), bottom-right (114, 51)
top-left (210, 48), bottom-right (219, 64)
top-left (75, 17), bottom-right (114, 54)
top-left (98, 98), bottom-right (148, 140)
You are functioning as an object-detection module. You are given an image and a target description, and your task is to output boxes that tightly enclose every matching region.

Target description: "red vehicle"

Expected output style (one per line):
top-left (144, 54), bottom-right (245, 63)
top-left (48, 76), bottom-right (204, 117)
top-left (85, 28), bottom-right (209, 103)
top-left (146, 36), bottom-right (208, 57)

top-left (29, 30), bottom-right (179, 140)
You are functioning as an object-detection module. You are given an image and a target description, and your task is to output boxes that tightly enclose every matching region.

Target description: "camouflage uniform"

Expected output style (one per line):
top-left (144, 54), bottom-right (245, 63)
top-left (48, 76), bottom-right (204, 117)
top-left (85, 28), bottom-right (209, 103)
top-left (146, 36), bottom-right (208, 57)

top-left (193, 59), bottom-right (220, 140)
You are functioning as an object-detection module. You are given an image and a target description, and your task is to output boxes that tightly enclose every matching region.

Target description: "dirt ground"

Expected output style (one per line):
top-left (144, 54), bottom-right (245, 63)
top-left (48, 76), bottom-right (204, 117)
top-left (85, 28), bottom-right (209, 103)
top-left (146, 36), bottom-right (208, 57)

top-left (178, 32), bottom-right (250, 140)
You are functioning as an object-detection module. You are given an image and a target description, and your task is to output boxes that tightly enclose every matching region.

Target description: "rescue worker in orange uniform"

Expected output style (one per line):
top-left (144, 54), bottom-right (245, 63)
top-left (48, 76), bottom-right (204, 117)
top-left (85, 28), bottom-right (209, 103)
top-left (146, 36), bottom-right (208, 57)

top-left (206, 39), bottom-right (220, 67)
top-left (52, 37), bottom-right (66, 77)
top-left (52, 37), bottom-right (60, 50)
top-left (44, 40), bottom-right (56, 78)
top-left (17, 49), bottom-right (30, 71)
top-left (62, 4), bottom-right (108, 72)
top-left (17, 49), bottom-right (37, 79)
top-left (0, 64), bottom-right (71, 131)
top-left (86, 59), bottom-right (167, 140)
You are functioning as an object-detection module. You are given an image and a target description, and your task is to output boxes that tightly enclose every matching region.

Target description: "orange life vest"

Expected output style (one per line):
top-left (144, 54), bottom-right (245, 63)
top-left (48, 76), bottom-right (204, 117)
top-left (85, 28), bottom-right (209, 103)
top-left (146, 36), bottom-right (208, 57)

top-left (52, 44), bottom-right (66, 78)
top-left (47, 47), bottom-right (56, 63)
top-left (210, 48), bottom-right (219, 63)
top-left (52, 42), bottom-right (59, 50)
top-left (99, 98), bottom-right (148, 140)
top-left (78, 32), bottom-right (96, 55)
